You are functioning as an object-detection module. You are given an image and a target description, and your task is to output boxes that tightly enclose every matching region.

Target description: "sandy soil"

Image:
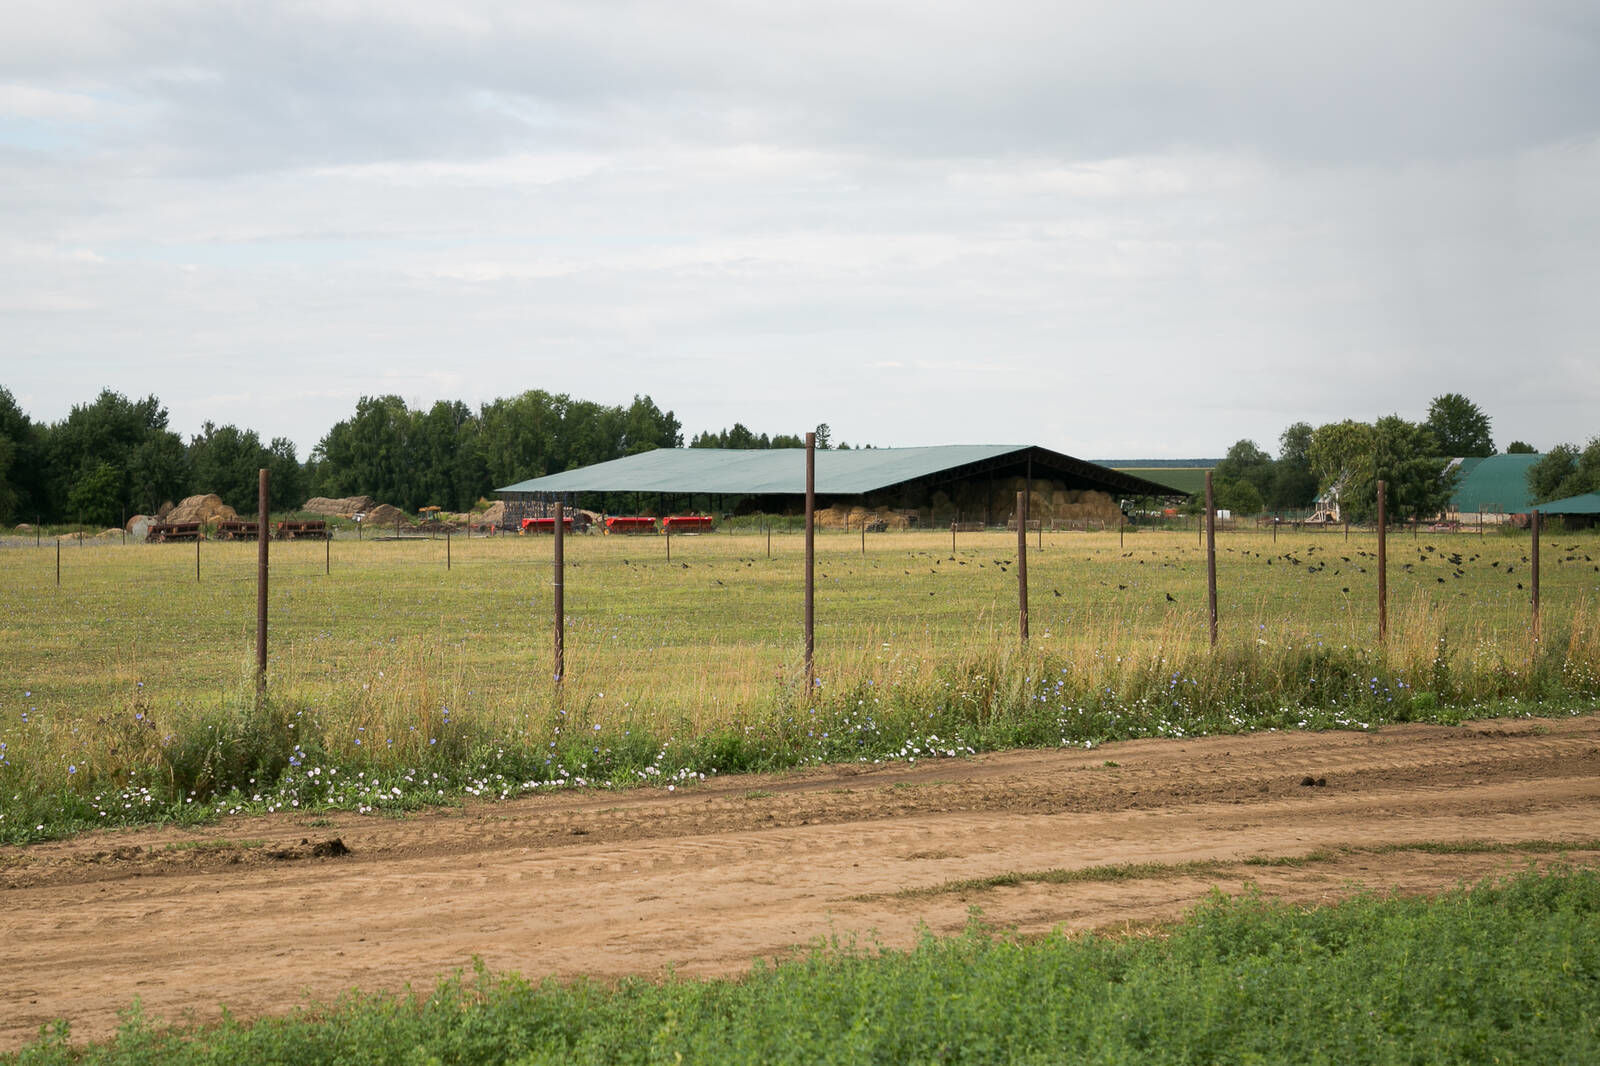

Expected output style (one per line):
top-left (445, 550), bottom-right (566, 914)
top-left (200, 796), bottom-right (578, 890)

top-left (3, 714), bottom-right (1599, 1049)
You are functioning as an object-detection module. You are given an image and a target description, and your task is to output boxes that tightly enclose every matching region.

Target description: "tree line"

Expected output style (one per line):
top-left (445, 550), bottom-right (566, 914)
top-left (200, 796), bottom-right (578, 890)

top-left (2, 384), bottom-right (1592, 528)
top-left (1198, 392), bottom-right (1593, 522)
top-left (0, 386), bottom-right (822, 527)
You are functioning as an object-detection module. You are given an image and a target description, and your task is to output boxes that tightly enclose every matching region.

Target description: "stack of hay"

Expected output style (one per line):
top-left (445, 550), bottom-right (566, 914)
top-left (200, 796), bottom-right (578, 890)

top-left (302, 495), bottom-right (377, 518)
top-left (362, 503), bottom-right (407, 526)
top-left (816, 505), bottom-right (913, 530)
top-left (166, 494), bottom-right (239, 525)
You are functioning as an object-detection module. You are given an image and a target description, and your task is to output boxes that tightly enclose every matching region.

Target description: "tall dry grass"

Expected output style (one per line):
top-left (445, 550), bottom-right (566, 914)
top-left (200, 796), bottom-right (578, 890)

top-left (1, 527), bottom-right (1596, 839)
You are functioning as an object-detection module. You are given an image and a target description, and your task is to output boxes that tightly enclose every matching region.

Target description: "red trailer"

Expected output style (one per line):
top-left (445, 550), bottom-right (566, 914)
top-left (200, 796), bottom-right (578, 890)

top-left (662, 515), bottom-right (714, 533)
top-left (521, 516), bottom-right (574, 534)
top-left (604, 515), bottom-right (657, 535)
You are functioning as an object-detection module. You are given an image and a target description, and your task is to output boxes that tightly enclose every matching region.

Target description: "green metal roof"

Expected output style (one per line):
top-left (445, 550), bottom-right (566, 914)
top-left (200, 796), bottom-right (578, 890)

top-left (497, 445), bottom-right (1180, 498)
top-left (1534, 492), bottom-right (1600, 515)
top-left (1449, 453), bottom-right (1541, 514)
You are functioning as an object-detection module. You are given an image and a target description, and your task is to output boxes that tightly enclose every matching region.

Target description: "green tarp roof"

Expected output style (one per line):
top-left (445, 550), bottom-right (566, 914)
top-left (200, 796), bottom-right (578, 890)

top-left (1449, 454), bottom-right (1541, 514)
top-left (1534, 492), bottom-right (1600, 515)
top-left (497, 445), bottom-right (1181, 498)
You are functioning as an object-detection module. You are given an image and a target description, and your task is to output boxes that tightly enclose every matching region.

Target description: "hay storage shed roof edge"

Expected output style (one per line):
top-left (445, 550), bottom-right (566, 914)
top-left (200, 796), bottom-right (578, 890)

top-left (497, 445), bottom-right (1185, 499)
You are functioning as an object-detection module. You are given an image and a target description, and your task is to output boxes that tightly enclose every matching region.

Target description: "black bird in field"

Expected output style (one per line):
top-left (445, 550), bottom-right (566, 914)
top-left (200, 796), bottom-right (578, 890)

top-left (1165, 592), bottom-right (1176, 603)
top-left (1117, 584), bottom-right (1128, 590)
top-left (1053, 588), bottom-right (1062, 597)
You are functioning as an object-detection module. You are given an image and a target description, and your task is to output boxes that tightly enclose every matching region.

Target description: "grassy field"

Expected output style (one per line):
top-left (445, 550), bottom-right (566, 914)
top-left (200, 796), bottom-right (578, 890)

top-left (8, 863), bottom-right (1598, 1064)
top-left (2, 524), bottom-right (1598, 839)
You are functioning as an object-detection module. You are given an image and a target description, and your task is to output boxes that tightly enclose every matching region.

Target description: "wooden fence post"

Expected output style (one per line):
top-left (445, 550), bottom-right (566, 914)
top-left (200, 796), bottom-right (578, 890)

top-left (1376, 480), bottom-right (1387, 645)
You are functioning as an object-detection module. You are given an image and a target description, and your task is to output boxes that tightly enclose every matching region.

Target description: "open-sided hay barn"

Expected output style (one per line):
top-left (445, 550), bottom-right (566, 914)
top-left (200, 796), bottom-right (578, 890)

top-left (497, 445), bottom-right (1184, 529)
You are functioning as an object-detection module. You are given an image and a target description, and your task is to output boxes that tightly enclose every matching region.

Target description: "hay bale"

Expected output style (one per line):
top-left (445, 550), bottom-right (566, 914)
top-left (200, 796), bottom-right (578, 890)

top-left (302, 495), bottom-right (377, 518)
top-left (362, 503), bottom-right (407, 527)
top-left (155, 500), bottom-right (174, 520)
top-left (479, 500), bottom-right (506, 527)
top-left (127, 515), bottom-right (153, 540)
top-left (167, 494), bottom-right (238, 525)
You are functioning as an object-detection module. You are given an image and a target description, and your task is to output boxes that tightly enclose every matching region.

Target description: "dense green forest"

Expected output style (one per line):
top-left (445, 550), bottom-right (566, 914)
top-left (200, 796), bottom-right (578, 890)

top-left (0, 387), bottom-right (688, 525)
top-left (0, 385), bottom-right (1593, 527)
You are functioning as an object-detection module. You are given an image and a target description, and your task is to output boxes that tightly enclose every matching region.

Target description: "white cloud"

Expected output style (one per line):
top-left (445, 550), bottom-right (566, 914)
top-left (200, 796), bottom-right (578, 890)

top-left (1, 2), bottom-right (1597, 457)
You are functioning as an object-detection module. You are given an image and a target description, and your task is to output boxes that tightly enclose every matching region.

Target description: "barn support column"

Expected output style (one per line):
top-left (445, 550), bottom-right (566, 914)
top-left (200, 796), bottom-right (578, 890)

top-left (1026, 452), bottom-right (1034, 533)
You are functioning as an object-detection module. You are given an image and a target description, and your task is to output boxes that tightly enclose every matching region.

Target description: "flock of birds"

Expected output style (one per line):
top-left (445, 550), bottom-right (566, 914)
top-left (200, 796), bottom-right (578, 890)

top-left (597, 537), bottom-right (1596, 607)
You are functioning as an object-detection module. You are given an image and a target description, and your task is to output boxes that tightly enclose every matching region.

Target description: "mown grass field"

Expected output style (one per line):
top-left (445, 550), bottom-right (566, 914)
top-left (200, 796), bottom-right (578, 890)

top-left (1, 524), bottom-right (1598, 838)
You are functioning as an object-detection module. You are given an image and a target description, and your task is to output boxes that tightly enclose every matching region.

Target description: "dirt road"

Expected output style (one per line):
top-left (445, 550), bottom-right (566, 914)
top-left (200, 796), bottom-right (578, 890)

top-left (4, 714), bottom-right (1599, 1049)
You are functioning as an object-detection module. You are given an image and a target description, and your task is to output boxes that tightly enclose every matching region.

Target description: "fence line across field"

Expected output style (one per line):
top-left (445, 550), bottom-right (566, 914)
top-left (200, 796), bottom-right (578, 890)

top-left (11, 492), bottom-right (1569, 701)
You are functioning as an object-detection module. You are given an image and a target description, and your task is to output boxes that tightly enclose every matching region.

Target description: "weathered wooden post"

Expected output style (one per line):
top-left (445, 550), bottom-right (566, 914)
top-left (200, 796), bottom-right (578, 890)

top-left (1016, 491), bottom-right (1029, 643)
top-left (1205, 471), bottom-right (1217, 647)
top-left (1531, 509), bottom-right (1541, 646)
top-left (554, 501), bottom-right (565, 688)
top-left (804, 432), bottom-right (816, 686)
top-left (256, 468), bottom-right (269, 693)
top-left (1377, 480), bottom-right (1388, 645)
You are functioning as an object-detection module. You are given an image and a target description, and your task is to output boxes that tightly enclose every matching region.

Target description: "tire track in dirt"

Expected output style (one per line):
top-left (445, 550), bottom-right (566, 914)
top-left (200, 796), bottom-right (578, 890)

top-left (2, 715), bottom-right (1598, 1049)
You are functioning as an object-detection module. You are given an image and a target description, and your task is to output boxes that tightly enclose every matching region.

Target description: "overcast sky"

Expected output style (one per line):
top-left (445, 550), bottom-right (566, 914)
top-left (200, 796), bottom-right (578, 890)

top-left (4, 1), bottom-right (1597, 461)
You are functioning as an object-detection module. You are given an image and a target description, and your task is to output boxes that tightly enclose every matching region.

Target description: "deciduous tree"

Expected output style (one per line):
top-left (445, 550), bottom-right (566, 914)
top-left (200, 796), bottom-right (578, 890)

top-left (1425, 393), bottom-right (1495, 457)
top-left (1527, 438), bottom-right (1600, 502)
top-left (1269, 422), bottom-right (1318, 510)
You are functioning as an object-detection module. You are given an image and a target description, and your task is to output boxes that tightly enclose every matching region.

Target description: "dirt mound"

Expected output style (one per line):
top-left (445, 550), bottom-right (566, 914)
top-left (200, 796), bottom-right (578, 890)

top-left (361, 503), bottom-right (407, 527)
top-left (303, 495), bottom-right (377, 518)
top-left (166, 494), bottom-right (238, 525)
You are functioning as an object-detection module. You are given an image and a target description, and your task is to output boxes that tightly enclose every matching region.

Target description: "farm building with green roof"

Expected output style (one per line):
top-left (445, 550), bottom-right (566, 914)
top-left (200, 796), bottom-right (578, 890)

top-left (497, 444), bottom-right (1184, 529)
top-left (1534, 491), bottom-right (1600, 520)
top-left (1446, 453), bottom-right (1542, 519)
